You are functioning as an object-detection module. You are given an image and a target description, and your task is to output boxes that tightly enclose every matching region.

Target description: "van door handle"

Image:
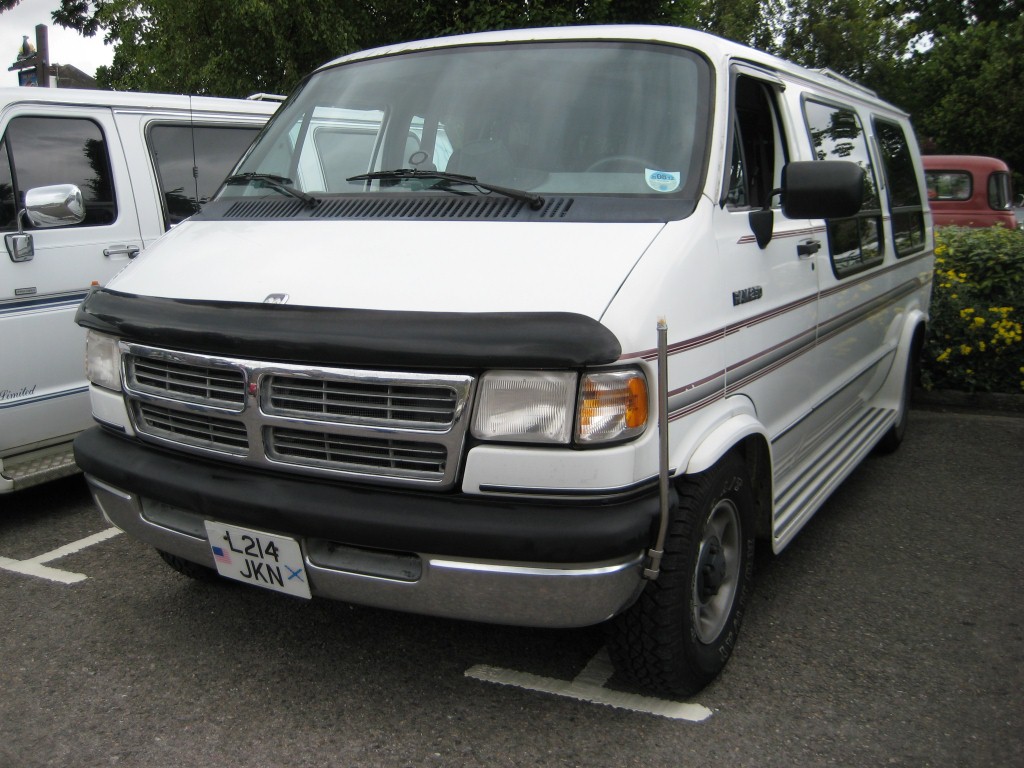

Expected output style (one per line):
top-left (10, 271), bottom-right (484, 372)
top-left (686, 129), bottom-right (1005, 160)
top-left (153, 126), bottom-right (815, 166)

top-left (103, 244), bottom-right (140, 259)
top-left (797, 239), bottom-right (821, 258)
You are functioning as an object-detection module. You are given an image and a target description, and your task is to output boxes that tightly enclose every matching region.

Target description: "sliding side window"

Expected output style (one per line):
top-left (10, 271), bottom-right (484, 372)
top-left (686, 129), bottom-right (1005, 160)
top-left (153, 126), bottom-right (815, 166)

top-left (148, 124), bottom-right (262, 228)
top-left (874, 119), bottom-right (926, 257)
top-left (803, 100), bottom-right (883, 277)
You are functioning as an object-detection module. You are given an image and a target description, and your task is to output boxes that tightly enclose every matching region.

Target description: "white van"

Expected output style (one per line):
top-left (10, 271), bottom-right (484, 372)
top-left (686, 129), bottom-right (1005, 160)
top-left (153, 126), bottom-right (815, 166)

top-left (0, 88), bottom-right (277, 492)
top-left (70, 27), bottom-right (933, 695)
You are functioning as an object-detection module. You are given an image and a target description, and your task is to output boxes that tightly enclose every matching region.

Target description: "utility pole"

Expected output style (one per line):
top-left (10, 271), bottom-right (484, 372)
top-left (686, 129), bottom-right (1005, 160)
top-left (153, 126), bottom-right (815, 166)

top-left (7, 24), bottom-right (51, 87)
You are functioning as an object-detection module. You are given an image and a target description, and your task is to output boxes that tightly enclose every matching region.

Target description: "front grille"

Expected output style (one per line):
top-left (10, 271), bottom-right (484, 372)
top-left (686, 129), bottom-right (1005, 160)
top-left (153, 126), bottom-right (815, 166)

top-left (121, 343), bottom-right (474, 489)
top-left (126, 354), bottom-right (245, 408)
top-left (267, 427), bottom-right (447, 480)
top-left (135, 403), bottom-right (249, 454)
top-left (265, 375), bottom-right (458, 429)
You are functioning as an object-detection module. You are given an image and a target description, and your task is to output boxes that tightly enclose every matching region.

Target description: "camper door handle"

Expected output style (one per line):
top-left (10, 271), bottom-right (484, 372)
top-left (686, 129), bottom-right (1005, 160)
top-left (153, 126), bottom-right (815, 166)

top-left (103, 244), bottom-right (140, 259)
top-left (797, 239), bottom-right (821, 258)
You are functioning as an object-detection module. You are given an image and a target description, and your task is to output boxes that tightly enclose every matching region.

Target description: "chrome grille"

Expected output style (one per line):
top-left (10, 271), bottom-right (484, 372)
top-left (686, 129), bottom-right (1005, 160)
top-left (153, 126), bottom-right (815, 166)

top-left (125, 353), bottom-right (245, 408)
top-left (121, 342), bottom-right (474, 490)
top-left (135, 403), bottom-right (249, 454)
top-left (266, 375), bottom-right (458, 428)
top-left (267, 427), bottom-right (447, 480)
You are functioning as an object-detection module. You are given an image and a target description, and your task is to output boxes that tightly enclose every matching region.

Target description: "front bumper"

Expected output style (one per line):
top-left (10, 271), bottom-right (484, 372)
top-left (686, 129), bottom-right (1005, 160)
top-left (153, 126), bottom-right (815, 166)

top-left (77, 427), bottom-right (663, 627)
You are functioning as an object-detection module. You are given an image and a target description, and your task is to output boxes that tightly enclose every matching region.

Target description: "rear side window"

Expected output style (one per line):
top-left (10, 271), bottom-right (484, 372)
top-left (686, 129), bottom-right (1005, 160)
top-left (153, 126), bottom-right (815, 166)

top-left (988, 172), bottom-right (1012, 211)
top-left (926, 171), bottom-right (971, 201)
top-left (148, 124), bottom-right (261, 228)
top-left (874, 119), bottom-right (926, 257)
top-left (1, 116), bottom-right (117, 229)
top-left (803, 100), bottom-right (883, 278)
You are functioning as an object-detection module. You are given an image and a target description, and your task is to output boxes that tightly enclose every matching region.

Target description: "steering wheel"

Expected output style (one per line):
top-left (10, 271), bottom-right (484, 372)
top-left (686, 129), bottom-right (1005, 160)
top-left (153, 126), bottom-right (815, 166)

top-left (585, 155), bottom-right (656, 173)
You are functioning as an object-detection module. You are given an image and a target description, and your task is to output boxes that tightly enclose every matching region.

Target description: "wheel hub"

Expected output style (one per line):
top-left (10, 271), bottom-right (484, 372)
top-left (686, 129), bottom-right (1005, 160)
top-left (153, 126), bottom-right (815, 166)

top-left (697, 537), bottom-right (727, 601)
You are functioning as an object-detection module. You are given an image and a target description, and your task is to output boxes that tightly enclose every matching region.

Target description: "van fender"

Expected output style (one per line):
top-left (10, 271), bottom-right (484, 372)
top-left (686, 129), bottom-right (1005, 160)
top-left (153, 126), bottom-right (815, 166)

top-left (678, 395), bottom-right (770, 476)
top-left (875, 308), bottom-right (928, 409)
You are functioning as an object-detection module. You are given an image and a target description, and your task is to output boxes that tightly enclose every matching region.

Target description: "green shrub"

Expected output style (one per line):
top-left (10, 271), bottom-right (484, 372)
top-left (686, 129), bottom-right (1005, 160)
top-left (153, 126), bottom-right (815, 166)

top-left (922, 225), bottom-right (1024, 393)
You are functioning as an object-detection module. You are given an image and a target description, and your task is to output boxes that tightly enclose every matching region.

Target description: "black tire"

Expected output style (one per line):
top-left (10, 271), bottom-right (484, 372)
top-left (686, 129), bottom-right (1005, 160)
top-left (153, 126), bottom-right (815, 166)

top-left (157, 549), bottom-right (220, 582)
top-left (875, 342), bottom-right (918, 454)
top-left (606, 452), bottom-right (756, 697)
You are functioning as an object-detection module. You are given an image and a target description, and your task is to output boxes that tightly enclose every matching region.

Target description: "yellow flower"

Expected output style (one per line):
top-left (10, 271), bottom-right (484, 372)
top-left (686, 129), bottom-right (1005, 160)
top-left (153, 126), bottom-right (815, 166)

top-left (978, 341), bottom-right (986, 352)
top-left (974, 317), bottom-right (986, 327)
top-left (937, 348), bottom-right (952, 363)
top-left (960, 345), bottom-right (972, 356)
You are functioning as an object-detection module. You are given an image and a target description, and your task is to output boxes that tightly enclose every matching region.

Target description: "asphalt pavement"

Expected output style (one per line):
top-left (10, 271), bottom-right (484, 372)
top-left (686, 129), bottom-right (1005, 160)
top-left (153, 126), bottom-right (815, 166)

top-left (1, 407), bottom-right (1021, 767)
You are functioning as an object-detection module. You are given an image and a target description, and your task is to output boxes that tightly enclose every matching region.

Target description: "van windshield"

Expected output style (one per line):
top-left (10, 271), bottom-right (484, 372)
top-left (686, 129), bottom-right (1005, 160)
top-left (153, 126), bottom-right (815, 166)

top-left (223, 41), bottom-right (710, 205)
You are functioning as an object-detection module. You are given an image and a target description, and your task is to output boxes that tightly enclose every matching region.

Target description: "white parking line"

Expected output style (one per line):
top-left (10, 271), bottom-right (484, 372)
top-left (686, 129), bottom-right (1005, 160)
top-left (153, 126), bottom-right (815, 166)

top-left (465, 647), bottom-right (714, 721)
top-left (0, 527), bottom-right (123, 584)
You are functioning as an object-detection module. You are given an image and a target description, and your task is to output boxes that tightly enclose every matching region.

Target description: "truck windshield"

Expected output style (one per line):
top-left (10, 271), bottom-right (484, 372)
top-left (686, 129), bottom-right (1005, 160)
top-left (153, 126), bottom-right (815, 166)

top-left (224, 41), bottom-right (711, 202)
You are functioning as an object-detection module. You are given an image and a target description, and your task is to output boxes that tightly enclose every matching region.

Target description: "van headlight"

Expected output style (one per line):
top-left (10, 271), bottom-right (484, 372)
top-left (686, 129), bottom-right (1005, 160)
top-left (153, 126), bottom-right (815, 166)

top-left (472, 371), bottom-right (577, 443)
top-left (472, 368), bottom-right (648, 445)
top-left (85, 330), bottom-right (122, 391)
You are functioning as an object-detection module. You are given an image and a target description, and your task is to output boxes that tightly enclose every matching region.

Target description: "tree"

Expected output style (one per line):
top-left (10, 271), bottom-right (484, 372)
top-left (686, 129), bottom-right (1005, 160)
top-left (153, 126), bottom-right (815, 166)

top-left (778, 1), bottom-right (919, 92)
top-left (51, 0), bottom-right (368, 97)
top-left (904, 16), bottom-right (1024, 181)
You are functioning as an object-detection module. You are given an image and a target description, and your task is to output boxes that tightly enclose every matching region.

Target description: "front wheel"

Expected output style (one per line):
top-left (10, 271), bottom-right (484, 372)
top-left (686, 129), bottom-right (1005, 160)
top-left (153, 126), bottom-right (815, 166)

top-left (606, 453), bottom-right (756, 697)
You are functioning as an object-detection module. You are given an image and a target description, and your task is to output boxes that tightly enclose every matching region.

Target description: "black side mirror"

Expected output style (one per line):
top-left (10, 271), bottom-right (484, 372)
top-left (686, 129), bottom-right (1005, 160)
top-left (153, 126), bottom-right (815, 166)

top-left (748, 161), bottom-right (865, 249)
top-left (781, 161), bottom-right (864, 220)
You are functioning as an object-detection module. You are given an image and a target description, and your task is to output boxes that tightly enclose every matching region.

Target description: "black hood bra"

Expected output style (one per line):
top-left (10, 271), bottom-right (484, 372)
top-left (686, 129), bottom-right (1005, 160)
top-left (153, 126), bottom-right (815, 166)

top-left (75, 288), bottom-right (623, 370)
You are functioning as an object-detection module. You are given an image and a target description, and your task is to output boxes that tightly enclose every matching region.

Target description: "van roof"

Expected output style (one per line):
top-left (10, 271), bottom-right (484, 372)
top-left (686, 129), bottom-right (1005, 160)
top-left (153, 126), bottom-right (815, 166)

top-left (0, 86), bottom-right (279, 118)
top-left (317, 24), bottom-right (903, 114)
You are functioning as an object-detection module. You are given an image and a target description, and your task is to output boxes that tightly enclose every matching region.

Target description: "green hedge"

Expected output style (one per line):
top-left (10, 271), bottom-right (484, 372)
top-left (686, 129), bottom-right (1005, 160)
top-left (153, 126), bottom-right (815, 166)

top-left (922, 225), bottom-right (1024, 393)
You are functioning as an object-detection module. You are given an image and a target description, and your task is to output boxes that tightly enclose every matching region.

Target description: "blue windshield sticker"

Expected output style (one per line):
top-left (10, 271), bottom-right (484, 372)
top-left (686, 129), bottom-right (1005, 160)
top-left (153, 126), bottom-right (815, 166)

top-left (645, 169), bottom-right (681, 193)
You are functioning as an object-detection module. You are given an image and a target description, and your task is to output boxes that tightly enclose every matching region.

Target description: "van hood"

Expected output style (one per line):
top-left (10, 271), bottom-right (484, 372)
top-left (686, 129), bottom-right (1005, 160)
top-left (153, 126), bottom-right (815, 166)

top-left (109, 220), bottom-right (664, 320)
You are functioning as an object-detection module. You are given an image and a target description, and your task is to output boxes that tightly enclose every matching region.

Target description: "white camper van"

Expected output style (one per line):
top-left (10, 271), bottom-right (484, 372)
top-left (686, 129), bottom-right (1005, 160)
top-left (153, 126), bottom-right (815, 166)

top-left (71, 27), bottom-right (933, 695)
top-left (0, 88), bottom-right (277, 492)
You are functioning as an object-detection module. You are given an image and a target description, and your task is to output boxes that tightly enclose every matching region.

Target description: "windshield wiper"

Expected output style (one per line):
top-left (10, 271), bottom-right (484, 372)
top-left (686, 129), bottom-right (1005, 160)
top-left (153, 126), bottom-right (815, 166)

top-left (224, 173), bottom-right (320, 209)
top-left (347, 169), bottom-right (545, 210)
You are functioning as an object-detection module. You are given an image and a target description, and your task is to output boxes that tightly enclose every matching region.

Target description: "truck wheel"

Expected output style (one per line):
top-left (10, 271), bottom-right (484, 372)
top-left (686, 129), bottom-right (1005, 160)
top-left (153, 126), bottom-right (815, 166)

top-left (607, 453), bottom-right (755, 697)
top-left (157, 549), bottom-right (219, 582)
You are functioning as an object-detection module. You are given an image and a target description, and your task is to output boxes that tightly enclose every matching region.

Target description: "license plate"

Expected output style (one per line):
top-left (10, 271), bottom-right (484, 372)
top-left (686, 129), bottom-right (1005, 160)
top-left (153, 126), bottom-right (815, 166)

top-left (203, 521), bottom-right (312, 599)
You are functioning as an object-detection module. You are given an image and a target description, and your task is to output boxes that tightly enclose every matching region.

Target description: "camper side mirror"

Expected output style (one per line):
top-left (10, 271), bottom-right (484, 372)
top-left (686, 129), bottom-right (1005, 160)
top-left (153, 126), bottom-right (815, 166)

top-left (5, 185), bottom-right (86, 263)
top-left (24, 184), bottom-right (86, 228)
top-left (748, 161), bottom-right (865, 249)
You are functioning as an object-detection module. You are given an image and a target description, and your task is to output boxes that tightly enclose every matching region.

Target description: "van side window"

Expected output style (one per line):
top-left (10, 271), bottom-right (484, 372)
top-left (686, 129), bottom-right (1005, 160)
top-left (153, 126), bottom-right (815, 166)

top-left (727, 77), bottom-right (787, 209)
top-left (874, 119), bottom-right (926, 257)
top-left (0, 138), bottom-right (14, 231)
top-left (148, 124), bottom-right (262, 228)
top-left (802, 101), bottom-right (883, 277)
top-left (2, 116), bottom-right (117, 228)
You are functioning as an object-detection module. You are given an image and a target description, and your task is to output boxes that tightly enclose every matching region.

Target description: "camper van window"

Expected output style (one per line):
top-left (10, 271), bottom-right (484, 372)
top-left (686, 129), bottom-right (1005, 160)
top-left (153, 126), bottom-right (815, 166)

top-left (2, 116), bottom-right (117, 228)
top-left (148, 123), bottom-right (262, 228)
top-left (0, 139), bottom-right (14, 231)
top-left (803, 100), bottom-right (883, 277)
top-left (874, 118), bottom-right (926, 258)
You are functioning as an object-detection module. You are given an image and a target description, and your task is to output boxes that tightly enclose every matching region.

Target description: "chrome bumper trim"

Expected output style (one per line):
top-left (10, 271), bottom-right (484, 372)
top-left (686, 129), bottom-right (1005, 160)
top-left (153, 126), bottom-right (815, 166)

top-left (86, 476), bottom-right (645, 628)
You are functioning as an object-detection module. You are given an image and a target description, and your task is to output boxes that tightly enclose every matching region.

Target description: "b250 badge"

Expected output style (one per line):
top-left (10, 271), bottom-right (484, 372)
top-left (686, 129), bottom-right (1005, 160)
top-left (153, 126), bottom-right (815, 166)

top-left (263, 293), bottom-right (289, 304)
top-left (732, 286), bottom-right (763, 306)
